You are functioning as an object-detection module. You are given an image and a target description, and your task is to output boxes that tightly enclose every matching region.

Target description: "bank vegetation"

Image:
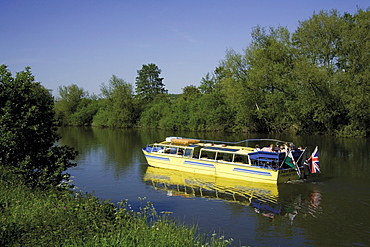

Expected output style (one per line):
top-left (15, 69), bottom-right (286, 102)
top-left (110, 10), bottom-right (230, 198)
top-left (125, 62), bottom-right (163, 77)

top-left (54, 9), bottom-right (370, 137)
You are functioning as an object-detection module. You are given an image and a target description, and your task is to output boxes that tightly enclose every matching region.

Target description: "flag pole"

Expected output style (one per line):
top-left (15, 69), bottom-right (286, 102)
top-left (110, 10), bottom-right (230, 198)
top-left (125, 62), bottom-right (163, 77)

top-left (296, 147), bottom-right (307, 163)
top-left (279, 152), bottom-right (288, 168)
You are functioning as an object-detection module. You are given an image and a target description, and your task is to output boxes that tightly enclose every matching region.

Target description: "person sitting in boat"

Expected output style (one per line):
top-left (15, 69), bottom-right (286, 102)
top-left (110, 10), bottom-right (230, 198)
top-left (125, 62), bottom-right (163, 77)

top-left (261, 144), bottom-right (274, 152)
top-left (281, 143), bottom-right (289, 153)
top-left (254, 144), bottom-right (261, 152)
top-left (289, 143), bottom-right (297, 150)
top-left (274, 144), bottom-right (281, 152)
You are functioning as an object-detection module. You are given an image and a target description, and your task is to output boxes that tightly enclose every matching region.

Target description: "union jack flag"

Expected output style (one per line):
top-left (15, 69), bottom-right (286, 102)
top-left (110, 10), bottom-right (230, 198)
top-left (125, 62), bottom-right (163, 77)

top-left (307, 146), bottom-right (320, 173)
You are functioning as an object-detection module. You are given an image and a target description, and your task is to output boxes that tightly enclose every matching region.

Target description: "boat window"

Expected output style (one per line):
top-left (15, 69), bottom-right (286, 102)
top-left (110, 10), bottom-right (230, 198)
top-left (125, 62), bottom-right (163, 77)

top-left (163, 147), bottom-right (174, 154)
top-left (217, 152), bottom-right (233, 162)
top-left (200, 150), bottom-right (216, 160)
top-left (192, 146), bottom-right (201, 158)
top-left (153, 145), bottom-right (164, 153)
top-left (233, 154), bottom-right (248, 164)
top-left (184, 149), bottom-right (192, 157)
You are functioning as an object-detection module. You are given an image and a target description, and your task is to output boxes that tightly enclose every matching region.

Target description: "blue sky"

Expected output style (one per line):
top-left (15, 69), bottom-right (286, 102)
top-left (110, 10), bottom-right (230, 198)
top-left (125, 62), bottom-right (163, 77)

top-left (1, 1), bottom-right (368, 96)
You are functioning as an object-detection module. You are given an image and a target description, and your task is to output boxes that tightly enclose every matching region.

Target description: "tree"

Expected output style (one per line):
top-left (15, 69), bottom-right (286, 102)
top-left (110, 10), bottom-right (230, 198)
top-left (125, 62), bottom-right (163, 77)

top-left (244, 26), bottom-right (297, 132)
top-left (135, 63), bottom-right (167, 103)
top-left (292, 10), bottom-right (349, 134)
top-left (199, 73), bottom-right (217, 94)
top-left (139, 94), bottom-right (172, 128)
top-left (181, 85), bottom-right (201, 101)
top-left (0, 65), bottom-right (77, 189)
top-left (54, 84), bottom-right (88, 125)
top-left (335, 9), bottom-right (370, 136)
top-left (93, 75), bottom-right (137, 127)
top-left (69, 97), bottom-right (99, 126)
top-left (293, 9), bottom-right (345, 72)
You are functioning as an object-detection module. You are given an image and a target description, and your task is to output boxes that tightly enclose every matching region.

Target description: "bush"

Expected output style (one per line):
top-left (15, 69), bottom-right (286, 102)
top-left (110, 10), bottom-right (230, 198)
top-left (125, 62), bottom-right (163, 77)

top-left (0, 65), bottom-right (77, 189)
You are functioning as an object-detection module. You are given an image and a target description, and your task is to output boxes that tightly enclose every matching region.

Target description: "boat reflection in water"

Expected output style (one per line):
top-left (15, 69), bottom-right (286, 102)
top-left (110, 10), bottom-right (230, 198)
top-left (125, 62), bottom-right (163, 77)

top-left (143, 166), bottom-right (321, 222)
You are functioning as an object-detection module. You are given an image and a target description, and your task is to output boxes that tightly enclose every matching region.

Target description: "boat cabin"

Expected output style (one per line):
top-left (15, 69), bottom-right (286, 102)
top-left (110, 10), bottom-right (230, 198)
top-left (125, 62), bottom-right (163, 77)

top-left (145, 137), bottom-right (305, 170)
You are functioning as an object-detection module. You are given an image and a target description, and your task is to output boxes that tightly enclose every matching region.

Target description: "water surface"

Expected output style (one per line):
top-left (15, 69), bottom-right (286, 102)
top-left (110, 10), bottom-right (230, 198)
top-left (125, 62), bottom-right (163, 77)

top-left (59, 127), bottom-right (370, 246)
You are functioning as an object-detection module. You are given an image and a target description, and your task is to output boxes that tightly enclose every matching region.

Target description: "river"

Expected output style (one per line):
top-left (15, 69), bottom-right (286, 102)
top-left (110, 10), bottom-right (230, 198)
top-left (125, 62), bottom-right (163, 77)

top-left (59, 126), bottom-right (370, 246)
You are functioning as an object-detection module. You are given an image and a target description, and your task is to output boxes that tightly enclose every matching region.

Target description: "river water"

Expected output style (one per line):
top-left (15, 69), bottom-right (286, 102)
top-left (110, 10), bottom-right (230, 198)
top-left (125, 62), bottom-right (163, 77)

top-left (59, 127), bottom-right (370, 246)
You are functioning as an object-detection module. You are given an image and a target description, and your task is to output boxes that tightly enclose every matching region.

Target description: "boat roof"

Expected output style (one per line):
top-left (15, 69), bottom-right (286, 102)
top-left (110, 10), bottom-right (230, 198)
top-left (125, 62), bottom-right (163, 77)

top-left (153, 137), bottom-right (295, 155)
top-left (157, 137), bottom-right (294, 147)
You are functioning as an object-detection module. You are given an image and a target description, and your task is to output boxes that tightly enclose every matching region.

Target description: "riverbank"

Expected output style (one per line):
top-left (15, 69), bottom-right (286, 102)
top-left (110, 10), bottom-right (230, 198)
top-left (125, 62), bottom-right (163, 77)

top-left (0, 169), bottom-right (232, 246)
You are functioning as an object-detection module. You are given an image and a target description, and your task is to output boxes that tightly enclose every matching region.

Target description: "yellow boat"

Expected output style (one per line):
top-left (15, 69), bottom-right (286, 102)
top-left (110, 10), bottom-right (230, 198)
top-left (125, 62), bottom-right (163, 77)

top-left (142, 137), bottom-right (310, 184)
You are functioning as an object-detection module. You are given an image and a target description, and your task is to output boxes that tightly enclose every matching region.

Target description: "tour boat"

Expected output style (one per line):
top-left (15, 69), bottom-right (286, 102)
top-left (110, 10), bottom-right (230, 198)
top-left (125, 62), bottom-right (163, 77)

top-left (142, 137), bottom-right (317, 184)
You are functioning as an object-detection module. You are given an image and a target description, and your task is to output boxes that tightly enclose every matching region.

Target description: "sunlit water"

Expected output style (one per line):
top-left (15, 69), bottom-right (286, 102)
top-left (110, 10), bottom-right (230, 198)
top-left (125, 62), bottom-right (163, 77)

top-left (59, 127), bottom-right (370, 246)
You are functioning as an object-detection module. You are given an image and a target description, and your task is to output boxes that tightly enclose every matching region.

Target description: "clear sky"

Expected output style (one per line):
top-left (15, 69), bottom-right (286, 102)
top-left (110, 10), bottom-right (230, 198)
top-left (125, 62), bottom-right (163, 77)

top-left (1, 0), bottom-right (368, 96)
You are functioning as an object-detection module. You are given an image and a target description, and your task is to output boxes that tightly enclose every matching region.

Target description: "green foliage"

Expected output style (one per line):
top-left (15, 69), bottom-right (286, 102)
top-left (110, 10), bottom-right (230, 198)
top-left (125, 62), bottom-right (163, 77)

top-left (50, 8), bottom-right (370, 137)
top-left (199, 73), bottom-right (218, 94)
top-left (139, 94), bottom-right (172, 128)
top-left (69, 97), bottom-right (100, 126)
top-left (135, 63), bottom-right (168, 104)
top-left (0, 170), bottom-right (232, 246)
top-left (195, 93), bottom-right (234, 132)
top-left (245, 26), bottom-right (297, 132)
top-left (54, 84), bottom-right (88, 125)
top-left (0, 65), bottom-right (77, 189)
top-left (293, 9), bottom-right (345, 70)
top-left (93, 75), bottom-right (137, 128)
top-left (335, 9), bottom-right (370, 136)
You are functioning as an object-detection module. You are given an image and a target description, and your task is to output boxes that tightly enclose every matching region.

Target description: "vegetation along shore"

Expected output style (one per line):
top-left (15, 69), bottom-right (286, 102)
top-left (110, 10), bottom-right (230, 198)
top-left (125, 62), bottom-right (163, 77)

top-left (0, 7), bottom-right (369, 246)
top-left (53, 9), bottom-right (370, 138)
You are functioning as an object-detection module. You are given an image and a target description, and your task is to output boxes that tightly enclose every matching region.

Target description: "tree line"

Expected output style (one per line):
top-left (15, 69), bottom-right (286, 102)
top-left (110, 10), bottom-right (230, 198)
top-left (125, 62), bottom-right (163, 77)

top-left (54, 8), bottom-right (369, 137)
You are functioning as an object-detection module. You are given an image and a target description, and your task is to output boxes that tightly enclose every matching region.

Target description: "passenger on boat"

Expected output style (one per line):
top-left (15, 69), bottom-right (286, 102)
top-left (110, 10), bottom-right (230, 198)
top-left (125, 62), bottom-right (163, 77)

top-left (289, 143), bottom-right (297, 150)
top-left (254, 144), bottom-right (261, 152)
top-left (261, 144), bottom-right (274, 152)
top-left (281, 143), bottom-right (289, 153)
top-left (274, 144), bottom-right (281, 152)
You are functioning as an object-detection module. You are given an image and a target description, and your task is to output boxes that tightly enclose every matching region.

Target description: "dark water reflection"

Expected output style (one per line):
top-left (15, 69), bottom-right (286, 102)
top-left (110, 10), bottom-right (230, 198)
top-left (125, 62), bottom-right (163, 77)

top-left (59, 127), bottom-right (370, 246)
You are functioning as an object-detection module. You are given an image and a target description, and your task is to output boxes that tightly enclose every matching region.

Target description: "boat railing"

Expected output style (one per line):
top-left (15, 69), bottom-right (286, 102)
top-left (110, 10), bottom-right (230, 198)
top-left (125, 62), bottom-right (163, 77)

top-left (177, 137), bottom-right (294, 147)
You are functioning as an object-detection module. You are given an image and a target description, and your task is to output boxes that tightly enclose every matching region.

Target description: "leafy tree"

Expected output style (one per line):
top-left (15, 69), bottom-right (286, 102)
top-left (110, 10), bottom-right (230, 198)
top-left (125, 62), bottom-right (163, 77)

top-left (0, 65), bottom-right (77, 189)
top-left (93, 75), bottom-right (136, 127)
top-left (244, 26), bottom-right (297, 132)
top-left (139, 94), bottom-right (172, 128)
top-left (69, 97), bottom-right (99, 126)
top-left (292, 10), bottom-right (348, 134)
top-left (196, 93), bottom-right (234, 131)
top-left (135, 63), bottom-right (167, 103)
top-left (215, 48), bottom-right (259, 132)
top-left (293, 9), bottom-right (345, 72)
top-left (54, 84), bottom-right (88, 125)
top-left (199, 73), bottom-right (217, 94)
top-left (181, 85), bottom-right (201, 101)
top-left (335, 9), bottom-right (370, 136)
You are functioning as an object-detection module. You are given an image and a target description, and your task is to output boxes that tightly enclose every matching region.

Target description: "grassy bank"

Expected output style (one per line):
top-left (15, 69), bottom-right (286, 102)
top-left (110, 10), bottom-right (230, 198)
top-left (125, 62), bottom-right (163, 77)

top-left (0, 169), bottom-right (232, 246)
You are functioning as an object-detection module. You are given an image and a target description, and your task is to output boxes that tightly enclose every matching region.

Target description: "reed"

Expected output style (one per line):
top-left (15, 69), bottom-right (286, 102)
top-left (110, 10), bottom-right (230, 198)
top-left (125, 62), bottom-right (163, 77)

top-left (0, 169), bottom-right (232, 246)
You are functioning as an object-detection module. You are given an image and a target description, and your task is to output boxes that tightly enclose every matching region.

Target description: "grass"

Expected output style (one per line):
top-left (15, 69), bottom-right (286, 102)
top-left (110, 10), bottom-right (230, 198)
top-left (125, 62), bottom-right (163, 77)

top-left (0, 169), bottom-right (233, 246)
